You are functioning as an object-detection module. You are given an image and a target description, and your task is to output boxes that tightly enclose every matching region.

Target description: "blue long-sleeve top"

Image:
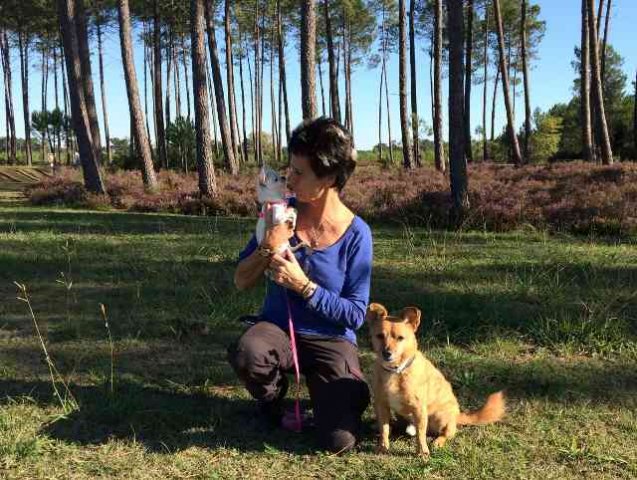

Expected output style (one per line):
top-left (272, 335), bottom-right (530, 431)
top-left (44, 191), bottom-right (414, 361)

top-left (238, 216), bottom-right (373, 345)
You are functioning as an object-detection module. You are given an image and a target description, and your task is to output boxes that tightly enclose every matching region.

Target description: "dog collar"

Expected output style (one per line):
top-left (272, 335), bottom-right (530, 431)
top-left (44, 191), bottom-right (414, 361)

top-left (382, 355), bottom-right (416, 374)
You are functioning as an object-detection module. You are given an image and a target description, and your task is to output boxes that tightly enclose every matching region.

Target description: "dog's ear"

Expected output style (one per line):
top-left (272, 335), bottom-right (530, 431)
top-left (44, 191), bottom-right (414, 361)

top-left (400, 307), bottom-right (421, 332)
top-left (366, 303), bottom-right (388, 324)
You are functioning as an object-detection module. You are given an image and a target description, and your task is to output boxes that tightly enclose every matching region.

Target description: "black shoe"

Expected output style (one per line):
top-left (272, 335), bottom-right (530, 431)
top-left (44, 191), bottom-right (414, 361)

top-left (257, 398), bottom-right (285, 427)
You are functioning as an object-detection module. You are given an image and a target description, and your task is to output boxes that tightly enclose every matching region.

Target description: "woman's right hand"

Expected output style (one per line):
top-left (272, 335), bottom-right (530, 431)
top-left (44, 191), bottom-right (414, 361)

top-left (262, 204), bottom-right (294, 249)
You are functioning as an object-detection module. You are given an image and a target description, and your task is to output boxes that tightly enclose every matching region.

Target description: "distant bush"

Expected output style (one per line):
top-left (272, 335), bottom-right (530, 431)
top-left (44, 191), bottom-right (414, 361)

top-left (27, 161), bottom-right (637, 236)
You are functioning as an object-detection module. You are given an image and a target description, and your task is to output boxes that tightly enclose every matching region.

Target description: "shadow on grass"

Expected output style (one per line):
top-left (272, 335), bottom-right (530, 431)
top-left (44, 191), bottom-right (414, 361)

top-left (0, 208), bottom-right (253, 236)
top-left (1, 378), bottom-right (318, 455)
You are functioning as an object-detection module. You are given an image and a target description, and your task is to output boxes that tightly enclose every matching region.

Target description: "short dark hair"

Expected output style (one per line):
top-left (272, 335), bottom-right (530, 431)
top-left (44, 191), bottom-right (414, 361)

top-left (287, 117), bottom-right (357, 191)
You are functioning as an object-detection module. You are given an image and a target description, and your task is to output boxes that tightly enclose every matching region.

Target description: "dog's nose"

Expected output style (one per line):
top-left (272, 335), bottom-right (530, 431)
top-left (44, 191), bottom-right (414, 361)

top-left (382, 349), bottom-right (393, 361)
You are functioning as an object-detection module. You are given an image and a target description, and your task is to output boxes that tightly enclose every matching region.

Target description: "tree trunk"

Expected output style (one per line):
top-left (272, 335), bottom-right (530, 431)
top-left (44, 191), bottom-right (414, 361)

top-left (57, 0), bottom-right (106, 194)
top-left (270, 29), bottom-right (278, 162)
top-left (448, 0), bottom-right (469, 218)
top-left (172, 36), bottom-right (182, 118)
top-left (191, 0), bottom-right (217, 195)
top-left (464, 0), bottom-right (474, 164)
top-left (152, 1), bottom-right (167, 168)
top-left (521, 0), bottom-right (531, 163)
top-left (301, 0), bottom-right (317, 120)
top-left (143, 25), bottom-right (152, 150)
top-left (181, 34), bottom-right (191, 120)
top-left (587, 0), bottom-right (613, 164)
top-left (277, 0), bottom-right (290, 141)
top-left (383, 55), bottom-right (394, 165)
top-left (482, 4), bottom-right (489, 162)
top-left (398, 0), bottom-right (413, 169)
top-left (96, 18), bottom-right (111, 164)
top-left (596, 0), bottom-right (604, 41)
top-left (53, 43), bottom-right (61, 164)
top-left (580, 0), bottom-right (594, 162)
top-left (491, 65), bottom-right (499, 142)
top-left (493, 0), bottom-right (522, 166)
top-left (409, 0), bottom-right (420, 166)
top-left (239, 32), bottom-right (249, 163)
top-left (165, 31), bottom-right (172, 132)
top-left (225, 0), bottom-right (240, 161)
top-left (324, 0), bottom-right (340, 122)
top-left (117, 0), bottom-right (158, 190)
top-left (60, 37), bottom-right (73, 165)
top-left (0, 31), bottom-right (17, 164)
top-left (433, 0), bottom-right (445, 172)
top-left (41, 46), bottom-right (48, 164)
top-left (75, 0), bottom-right (102, 161)
top-left (378, 55), bottom-right (384, 164)
top-left (18, 32), bottom-right (33, 166)
top-left (318, 56), bottom-right (327, 117)
top-left (204, 0), bottom-right (238, 174)
top-left (633, 71), bottom-right (637, 161)
top-left (204, 52), bottom-right (220, 158)
top-left (600, 0), bottom-right (612, 94)
top-left (247, 42), bottom-right (256, 162)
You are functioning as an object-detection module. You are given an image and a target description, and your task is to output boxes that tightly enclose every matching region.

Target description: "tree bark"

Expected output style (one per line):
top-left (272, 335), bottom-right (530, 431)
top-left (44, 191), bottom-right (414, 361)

top-left (324, 0), bottom-right (341, 122)
top-left (600, 0), bottom-right (612, 93)
top-left (181, 34), bottom-right (191, 121)
top-left (60, 37), bottom-right (73, 165)
top-left (587, 0), bottom-right (613, 164)
top-left (493, 0), bottom-right (522, 165)
top-left (225, 0), bottom-right (240, 161)
top-left (580, 0), bottom-right (594, 162)
top-left (57, 0), bottom-right (106, 194)
top-left (301, 0), bottom-right (317, 120)
top-left (448, 0), bottom-right (469, 218)
top-left (117, 0), bottom-right (158, 191)
top-left (491, 65), bottom-right (499, 142)
top-left (96, 17), bottom-right (111, 164)
top-left (191, 0), bottom-right (217, 195)
top-left (239, 32), bottom-right (249, 163)
top-left (433, 0), bottom-right (445, 172)
top-left (464, 0), bottom-right (474, 164)
top-left (277, 0), bottom-right (291, 141)
top-left (153, 0), bottom-right (167, 168)
top-left (318, 56), bottom-right (327, 117)
top-left (204, 0), bottom-right (238, 174)
top-left (398, 0), bottom-right (413, 169)
top-left (165, 30), bottom-right (172, 132)
top-left (383, 55), bottom-right (394, 165)
top-left (482, 4), bottom-right (489, 162)
top-left (0, 31), bottom-right (17, 164)
top-left (18, 31), bottom-right (33, 166)
top-left (75, 0), bottom-right (102, 160)
top-left (521, 0), bottom-right (531, 163)
top-left (409, 0), bottom-right (420, 166)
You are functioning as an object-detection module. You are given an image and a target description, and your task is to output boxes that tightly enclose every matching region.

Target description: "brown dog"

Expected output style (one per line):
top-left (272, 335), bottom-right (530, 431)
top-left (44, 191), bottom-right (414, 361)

top-left (367, 303), bottom-right (505, 458)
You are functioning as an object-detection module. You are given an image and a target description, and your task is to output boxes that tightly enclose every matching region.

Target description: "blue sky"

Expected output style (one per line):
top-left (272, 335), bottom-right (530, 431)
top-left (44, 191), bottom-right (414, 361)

top-left (2, 0), bottom-right (636, 151)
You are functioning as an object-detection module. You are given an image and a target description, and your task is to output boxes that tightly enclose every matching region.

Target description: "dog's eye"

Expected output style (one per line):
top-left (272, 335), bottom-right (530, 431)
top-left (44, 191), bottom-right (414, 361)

top-left (397, 336), bottom-right (405, 341)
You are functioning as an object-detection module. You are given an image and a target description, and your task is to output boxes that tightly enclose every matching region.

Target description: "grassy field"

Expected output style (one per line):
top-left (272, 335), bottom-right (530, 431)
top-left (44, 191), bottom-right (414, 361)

top-left (0, 206), bottom-right (635, 479)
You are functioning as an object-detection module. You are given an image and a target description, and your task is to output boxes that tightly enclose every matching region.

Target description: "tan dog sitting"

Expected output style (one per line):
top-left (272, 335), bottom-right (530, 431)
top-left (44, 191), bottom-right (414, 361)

top-left (367, 303), bottom-right (505, 458)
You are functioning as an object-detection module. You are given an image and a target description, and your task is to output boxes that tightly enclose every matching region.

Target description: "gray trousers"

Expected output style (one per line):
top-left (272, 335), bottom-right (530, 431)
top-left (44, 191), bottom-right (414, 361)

top-left (227, 321), bottom-right (370, 450)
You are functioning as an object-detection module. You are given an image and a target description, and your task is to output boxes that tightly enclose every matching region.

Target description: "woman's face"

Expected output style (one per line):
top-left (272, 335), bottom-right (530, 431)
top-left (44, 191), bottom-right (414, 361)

top-left (286, 154), bottom-right (334, 203)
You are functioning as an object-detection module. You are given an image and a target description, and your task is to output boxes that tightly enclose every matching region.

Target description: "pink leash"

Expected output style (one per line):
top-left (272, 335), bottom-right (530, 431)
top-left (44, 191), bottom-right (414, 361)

top-left (283, 293), bottom-right (303, 433)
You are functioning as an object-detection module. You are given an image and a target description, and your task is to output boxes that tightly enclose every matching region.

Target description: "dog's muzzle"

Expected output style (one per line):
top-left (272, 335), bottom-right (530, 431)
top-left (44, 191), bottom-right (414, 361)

top-left (382, 349), bottom-right (394, 362)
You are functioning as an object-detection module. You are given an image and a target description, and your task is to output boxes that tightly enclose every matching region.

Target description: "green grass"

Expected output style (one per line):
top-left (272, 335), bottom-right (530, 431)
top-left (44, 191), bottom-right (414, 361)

top-left (0, 206), bottom-right (635, 479)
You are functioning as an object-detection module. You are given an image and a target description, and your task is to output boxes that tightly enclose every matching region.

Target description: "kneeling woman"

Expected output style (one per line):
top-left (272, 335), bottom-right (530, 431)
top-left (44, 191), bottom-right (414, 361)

top-left (228, 117), bottom-right (373, 453)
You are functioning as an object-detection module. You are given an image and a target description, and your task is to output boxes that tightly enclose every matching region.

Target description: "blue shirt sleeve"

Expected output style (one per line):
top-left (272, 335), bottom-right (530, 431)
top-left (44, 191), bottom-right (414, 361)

top-left (306, 224), bottom-right (372, 331)
top-left (238, 235), bottom-right (258, 261)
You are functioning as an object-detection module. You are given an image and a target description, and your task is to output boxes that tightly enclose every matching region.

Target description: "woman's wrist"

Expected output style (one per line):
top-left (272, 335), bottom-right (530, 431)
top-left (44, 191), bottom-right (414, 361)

top-left (300, 279), bottom-right (318, 299)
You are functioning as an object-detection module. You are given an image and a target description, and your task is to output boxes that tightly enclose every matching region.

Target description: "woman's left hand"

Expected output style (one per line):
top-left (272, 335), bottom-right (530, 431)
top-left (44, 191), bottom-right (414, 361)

top-left (268, 249), bottom-right (309, 293)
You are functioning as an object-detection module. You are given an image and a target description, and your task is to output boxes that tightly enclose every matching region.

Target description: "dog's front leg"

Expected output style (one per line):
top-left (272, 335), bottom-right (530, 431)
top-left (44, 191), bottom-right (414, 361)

top-left (413, 407), bottom-right (430, 458)
top-left (375, 401), bottom-right (391, 454)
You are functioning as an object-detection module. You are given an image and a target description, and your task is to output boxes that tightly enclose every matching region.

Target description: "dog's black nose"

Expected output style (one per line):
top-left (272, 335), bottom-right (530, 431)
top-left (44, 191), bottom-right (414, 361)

top-left (382, 349), bottom-right (393, 361)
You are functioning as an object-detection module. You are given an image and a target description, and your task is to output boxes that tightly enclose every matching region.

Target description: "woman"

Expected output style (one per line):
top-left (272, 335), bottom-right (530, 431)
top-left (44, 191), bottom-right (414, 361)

top-left (228, 117), bottom-right (373, 453)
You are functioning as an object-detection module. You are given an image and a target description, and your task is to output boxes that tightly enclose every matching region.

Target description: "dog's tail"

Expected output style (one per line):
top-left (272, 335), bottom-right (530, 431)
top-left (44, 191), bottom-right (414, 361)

top-left (457, 391), bottom-right (505, 426)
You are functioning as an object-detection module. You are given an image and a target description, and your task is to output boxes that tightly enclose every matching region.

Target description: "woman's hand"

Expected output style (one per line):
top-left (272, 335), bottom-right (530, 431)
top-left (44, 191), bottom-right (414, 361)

top-left (262, 204), bottom-right (294, 250)
top-left (268, 249), bottom-right (309, 293)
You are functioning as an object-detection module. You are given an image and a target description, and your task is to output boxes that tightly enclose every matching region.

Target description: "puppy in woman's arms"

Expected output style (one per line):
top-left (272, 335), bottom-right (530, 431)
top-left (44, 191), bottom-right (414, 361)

top-left (367, 303), bottom-right (505, 458)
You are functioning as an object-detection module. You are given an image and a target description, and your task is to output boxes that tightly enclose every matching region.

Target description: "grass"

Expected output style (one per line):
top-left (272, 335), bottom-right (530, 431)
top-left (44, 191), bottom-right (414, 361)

top-left (0, 205), bottom-right (635, 479)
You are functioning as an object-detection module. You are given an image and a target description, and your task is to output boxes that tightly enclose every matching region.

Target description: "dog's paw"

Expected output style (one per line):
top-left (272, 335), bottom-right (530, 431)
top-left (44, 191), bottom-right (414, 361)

top-left (432, 437), bottom-right (447, 449)
top-left (375, 444), bottom-right (390, 455)
top-left (419, 450), bottom-right (431, 461)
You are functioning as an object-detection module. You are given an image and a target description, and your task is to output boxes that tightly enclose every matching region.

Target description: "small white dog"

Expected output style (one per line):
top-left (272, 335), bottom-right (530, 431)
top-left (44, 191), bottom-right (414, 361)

top-left (255, 166), bottom-right (303, 254)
